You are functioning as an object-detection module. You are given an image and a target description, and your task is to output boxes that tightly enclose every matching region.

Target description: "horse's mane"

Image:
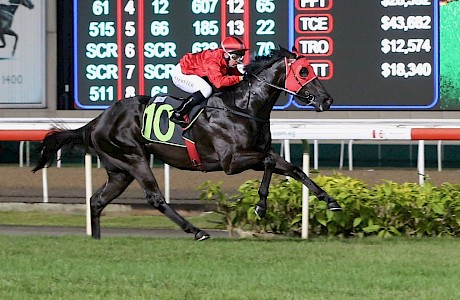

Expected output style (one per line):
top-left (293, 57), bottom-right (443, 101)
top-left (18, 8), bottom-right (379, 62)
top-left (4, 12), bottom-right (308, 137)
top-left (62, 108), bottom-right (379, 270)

top-left (244, 47), bottom-right (295, 76)
top-left (212, 47), bottom-right (295, 95)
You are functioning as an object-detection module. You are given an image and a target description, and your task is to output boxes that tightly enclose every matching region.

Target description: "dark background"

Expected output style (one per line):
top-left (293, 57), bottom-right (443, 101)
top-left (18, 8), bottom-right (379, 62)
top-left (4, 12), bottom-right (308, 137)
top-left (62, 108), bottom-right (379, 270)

top-left (59, 0), bottom-right (438, 110)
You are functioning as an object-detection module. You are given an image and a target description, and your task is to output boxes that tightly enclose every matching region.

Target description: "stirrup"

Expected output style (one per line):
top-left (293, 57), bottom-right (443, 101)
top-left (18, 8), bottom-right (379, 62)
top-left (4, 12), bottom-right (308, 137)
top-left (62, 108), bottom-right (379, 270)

top-left (170, 113), bottom-right (188, 127)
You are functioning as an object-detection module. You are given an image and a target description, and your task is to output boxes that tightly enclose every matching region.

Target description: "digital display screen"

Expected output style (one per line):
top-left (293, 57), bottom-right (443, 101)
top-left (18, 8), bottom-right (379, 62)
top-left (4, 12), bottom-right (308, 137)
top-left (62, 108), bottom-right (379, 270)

top-left (73, 0), bottom-right (439, 110)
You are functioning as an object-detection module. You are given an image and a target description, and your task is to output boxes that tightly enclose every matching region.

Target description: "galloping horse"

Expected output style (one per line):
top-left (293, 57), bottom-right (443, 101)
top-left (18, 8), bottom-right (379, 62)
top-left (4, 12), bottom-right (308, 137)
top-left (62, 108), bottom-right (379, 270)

top-left (0, 0), bottom-right (34, 56)
top-left (33, 47), bottom-right (342, 241)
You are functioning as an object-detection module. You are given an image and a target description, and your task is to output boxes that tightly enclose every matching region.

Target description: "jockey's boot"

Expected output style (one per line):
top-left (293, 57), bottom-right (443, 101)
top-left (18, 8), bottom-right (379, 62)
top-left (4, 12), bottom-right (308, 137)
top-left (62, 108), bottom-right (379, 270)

top-left (170, 91), bottom-right (206, 127)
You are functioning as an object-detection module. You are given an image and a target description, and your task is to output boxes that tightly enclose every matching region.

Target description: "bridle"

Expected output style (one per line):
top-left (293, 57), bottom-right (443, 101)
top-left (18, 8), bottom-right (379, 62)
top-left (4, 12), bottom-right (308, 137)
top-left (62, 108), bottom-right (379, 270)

top-left (251, 56), bottom-right (317, 106)
top-left (205, 53), bottom-right (319, 122)
top-left (252, 73), bottom-right (315, 106)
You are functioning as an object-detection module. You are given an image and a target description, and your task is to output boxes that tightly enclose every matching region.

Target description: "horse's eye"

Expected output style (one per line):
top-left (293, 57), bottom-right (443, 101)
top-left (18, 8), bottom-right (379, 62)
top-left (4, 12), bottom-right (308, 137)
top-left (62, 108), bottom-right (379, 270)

top-left (299, 67), bottom-right (309, 78)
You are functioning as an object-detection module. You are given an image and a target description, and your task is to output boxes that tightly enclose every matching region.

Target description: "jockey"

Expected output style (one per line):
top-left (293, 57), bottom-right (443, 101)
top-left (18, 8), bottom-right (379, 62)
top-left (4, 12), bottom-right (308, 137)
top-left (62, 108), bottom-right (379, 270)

top-left (170, 36), bottom-right (249, 127)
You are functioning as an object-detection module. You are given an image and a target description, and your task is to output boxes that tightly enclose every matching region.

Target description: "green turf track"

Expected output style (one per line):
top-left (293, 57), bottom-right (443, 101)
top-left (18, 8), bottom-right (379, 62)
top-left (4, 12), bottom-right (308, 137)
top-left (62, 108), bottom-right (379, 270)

top-left (0, 236), bottom-right (459, 300)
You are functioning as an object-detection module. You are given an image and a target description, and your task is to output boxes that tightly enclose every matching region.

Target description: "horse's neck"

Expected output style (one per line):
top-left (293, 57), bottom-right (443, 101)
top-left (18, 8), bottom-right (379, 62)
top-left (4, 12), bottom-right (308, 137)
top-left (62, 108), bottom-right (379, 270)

top-left (213, 60), bottom-right (285, 120)
top-left (221, 82), bottom-right (280, 121)
top-left (245, 66), bottom-right (285, 117)
top-left (0, 4), bottom-right (18, 16)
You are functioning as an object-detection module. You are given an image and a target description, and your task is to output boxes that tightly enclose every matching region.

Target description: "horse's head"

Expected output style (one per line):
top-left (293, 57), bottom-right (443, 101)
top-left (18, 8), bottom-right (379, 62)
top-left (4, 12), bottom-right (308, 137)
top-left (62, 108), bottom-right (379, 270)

top-left (245, 47), bottom-right (333, 112)
top-left (10, 0), bottom-right (34, 9)
top-left (284, 47), bottom-right (333, 112)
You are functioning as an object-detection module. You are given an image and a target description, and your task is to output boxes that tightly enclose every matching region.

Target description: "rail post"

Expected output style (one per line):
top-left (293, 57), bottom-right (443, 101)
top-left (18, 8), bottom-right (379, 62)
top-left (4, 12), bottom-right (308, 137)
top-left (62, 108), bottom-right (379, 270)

top-left (85, 154), bottom-right (92, 236)
top-left (301, 140), bottom-right (310, 240)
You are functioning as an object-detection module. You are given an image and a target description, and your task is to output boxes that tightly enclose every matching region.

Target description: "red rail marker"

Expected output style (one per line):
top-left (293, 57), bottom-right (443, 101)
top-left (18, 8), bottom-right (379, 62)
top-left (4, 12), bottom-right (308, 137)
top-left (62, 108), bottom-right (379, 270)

top-left (411, 128), bottom-right (460, 140)
top-left (0, 130), bottom-right (52, 141)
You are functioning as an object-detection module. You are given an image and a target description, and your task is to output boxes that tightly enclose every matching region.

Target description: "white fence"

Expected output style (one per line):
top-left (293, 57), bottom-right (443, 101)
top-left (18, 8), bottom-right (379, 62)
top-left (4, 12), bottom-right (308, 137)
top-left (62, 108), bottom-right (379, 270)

top-left (1, 118), bottom-right (460, 238)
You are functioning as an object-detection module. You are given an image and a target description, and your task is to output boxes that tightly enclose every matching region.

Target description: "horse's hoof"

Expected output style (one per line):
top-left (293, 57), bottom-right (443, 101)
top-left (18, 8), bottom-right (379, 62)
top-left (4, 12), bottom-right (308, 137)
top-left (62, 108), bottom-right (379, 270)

top-left (254, 205), bottom-right (266, 218)
top-left (195, 230), bottom-right (210, 241)
top-left (327, 201), bottom-right (343, 211)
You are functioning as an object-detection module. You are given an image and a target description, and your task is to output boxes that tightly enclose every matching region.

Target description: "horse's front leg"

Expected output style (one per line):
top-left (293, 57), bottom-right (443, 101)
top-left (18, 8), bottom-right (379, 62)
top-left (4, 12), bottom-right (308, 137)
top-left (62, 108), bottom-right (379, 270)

top-left (254, 156), bottom-right (275, 218)
top-left (220, 151), bottom-right (275, 218)
top-left (3, 30), bottom-right (17, 56)
top-left (0, 35), bottom-right (5, 48)
top-left (269, 149), bottom-right (342, 211)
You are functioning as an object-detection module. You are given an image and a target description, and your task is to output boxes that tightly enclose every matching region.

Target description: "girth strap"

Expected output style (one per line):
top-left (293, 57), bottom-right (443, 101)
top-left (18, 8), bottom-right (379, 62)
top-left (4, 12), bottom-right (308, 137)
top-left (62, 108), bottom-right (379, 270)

top-left (183, 138), bottom-right (204, 171)
top-left (182, 115), bottom-right (204, 171)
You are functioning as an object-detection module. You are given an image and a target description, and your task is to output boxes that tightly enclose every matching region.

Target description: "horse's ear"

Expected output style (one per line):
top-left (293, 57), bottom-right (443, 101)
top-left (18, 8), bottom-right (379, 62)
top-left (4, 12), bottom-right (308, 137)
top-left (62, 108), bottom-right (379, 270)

top-left (291, 46), bottom-right (301, 57)
top-left (278, 44), bottom-right (289, 51)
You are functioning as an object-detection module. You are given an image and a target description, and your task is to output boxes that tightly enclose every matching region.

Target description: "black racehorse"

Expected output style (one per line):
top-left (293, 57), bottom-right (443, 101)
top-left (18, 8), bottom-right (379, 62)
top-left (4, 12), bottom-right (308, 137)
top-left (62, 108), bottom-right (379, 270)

top-left (33, 47), bottom-right (342, 241)
top-left (0, 0), bottom-right (34, 56)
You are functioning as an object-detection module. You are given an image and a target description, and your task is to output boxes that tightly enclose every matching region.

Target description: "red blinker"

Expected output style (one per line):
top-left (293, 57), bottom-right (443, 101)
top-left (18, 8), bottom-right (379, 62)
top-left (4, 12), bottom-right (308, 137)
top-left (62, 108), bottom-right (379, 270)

top-left (285, 58), bottom-right (317, 94)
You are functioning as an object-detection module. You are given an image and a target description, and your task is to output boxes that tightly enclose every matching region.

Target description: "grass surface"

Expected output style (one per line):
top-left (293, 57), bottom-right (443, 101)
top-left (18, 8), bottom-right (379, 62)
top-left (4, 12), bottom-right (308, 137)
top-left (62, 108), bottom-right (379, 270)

top-left (0, 211), bottom-right (223, 230)
top-left (0, 236), bottom-right (459, 299)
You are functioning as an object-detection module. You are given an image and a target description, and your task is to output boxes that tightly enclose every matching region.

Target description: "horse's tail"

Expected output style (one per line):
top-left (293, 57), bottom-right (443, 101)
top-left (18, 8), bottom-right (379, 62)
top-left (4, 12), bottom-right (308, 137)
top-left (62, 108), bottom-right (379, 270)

top-left (31, 117), bottom-right (99, 173)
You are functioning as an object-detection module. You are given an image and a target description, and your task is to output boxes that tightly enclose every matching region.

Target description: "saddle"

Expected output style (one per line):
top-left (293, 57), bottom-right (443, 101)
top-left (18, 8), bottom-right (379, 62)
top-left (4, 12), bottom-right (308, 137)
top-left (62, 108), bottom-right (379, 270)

top-left (141, 95), bottom-right (207, 170)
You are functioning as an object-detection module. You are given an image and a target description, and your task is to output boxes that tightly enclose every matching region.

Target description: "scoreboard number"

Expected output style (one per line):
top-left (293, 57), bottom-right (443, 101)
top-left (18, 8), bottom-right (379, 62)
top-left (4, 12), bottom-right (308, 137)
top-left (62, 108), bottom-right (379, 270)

top-left (74, 0), bottom-right (438, 110)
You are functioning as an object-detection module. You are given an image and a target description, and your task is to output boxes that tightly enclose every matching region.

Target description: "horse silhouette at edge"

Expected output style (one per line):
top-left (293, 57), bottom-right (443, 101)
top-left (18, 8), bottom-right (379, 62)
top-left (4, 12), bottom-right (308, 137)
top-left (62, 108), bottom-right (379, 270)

top-left (33, 47), bottom-right (342, 241)
top-left (0, 0), bottom-right (34, 56)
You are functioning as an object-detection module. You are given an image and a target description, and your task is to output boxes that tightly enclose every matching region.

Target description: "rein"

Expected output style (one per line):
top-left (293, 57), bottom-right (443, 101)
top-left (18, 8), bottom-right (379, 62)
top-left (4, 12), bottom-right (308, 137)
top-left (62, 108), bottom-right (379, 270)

top-left (203, 53), bottom-right (317, 122)
top-left (251, 73), bottom-right (315, 105)
top-left (205, 105), bottom-right (269, 123)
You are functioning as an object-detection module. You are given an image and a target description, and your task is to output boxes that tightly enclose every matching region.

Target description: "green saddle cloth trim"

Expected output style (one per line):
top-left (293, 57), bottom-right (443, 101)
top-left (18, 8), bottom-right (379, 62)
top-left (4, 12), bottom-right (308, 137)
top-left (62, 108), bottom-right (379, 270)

top-left (141, 95), bottom-right (205, 147)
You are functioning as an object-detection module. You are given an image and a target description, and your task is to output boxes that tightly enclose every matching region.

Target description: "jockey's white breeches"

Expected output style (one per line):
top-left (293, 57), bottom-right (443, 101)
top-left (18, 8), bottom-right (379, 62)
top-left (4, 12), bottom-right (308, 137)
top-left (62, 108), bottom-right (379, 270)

top-left (171, 64), bottom-right (213, 98)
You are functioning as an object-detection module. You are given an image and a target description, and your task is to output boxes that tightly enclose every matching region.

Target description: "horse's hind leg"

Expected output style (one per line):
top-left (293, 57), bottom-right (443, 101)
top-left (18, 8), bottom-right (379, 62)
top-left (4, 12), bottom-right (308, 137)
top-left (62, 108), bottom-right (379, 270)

top-left (133, 163), bottom-right (210, 241)
top-left (269, 149), bottom-right (342, 211)
top-left (90, 171), bottom-right (134, 239)
top-left (146, 189), bottom-right (210, 241)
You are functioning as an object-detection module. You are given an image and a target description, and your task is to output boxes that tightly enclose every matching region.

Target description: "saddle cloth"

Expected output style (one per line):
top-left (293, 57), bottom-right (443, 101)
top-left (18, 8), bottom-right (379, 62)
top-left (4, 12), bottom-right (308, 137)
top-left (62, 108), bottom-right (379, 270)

top-left (141, 95), bottom-right (206, 170)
